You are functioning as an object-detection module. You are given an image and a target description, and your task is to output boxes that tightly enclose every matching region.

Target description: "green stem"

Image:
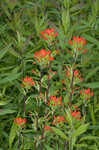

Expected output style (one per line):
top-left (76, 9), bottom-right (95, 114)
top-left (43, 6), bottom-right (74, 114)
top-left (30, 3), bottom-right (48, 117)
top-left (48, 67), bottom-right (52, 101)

top-left (69, 136), bottom-right (73, 150)
top-left (64, 141), bottom-right (68, 150)
top-left (82, 100), bottom-right (86, 119)
top-left (22, 135), bottom-right (24, 150)
top-left (38, 67), bottom-right (42, 107)
top-left (69, 68), bottom-right (74, 107)
top-left (18, 131), bottom-right (20, 150)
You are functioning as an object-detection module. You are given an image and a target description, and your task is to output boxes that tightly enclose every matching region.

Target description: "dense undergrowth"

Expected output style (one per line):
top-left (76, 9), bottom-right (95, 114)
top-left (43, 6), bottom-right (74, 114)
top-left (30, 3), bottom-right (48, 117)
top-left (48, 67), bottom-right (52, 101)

top-left (0, 0), bottom-right (99, 150)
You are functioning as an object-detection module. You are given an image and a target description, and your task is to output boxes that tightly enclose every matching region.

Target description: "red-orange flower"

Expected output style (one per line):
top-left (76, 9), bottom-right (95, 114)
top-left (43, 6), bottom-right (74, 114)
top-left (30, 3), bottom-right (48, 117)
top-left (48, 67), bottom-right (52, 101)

top-left (74, 70), bottom-right (83, 81)
top-left (66, 66), bottom-right (82, 81)
top-left (33, 49), bottom-right (54, 64)
top-left (80, 88), bottom-right (93, 100)
top-left (70, 110), bottom-right (81, 120)
top-left (68, 36), bottom-right (86, 47)
top-left (49, 70), bottom-right (57, 75)
top-left (40, 28), bottom-right (58, 41)
top-left (14, 118), bottom-right (26, 128)
top-left (52, 116), bottom-right (65, 125)
top-left (50, 96), bottom-right (62, 106)
top-left (68, 36), bottom-right (86, 54)
top-left (44, 125), bottom-right (52, 132)
top-left (66, 66), bottom-right (70, 77)
top-left (22, 76), bottom-right (34, 88)
top-left (82, 48), bottom-right (87, 54)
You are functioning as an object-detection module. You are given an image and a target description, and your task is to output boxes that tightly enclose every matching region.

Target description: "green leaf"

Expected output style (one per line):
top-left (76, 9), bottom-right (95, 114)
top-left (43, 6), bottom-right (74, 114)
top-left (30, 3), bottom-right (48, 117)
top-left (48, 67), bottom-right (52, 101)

top-left (44, 145), bottom-right (54, 150)
top-left (0, 109), bottom-right (16, 115)
top-left (51, 127), bottom-right (68, 140)
top-left (72, 123), bottom-right (89, 137)
top-left (82, 82), bottom-right (99, 89)
top-left (64, 0), bottom-right (69, 9)
top-left (75, 144), bottom-right (88, 148)
top-left (82, 34), bottom-right (99, 48)
top-left (9, 48), bottom-right (21, 58)
top-left (9, 122), bottom-right (18, 149)
top-left (65, 109), bottom-right (73, 127)
top-left (85, 67), bottom-right (99, 80)
top-left (0, 101), bottom-right (8, 106)
top-left (80, 135), bottom-right (99, 142)
top-left (88, 125), bottom-right (99, 130)
top-left (62, 8), bottom-right (70, 33)
top-left (0, 44), bottom-right (11, 59)
top-left (72, 137), bottom-right (76, 146)
top-left (89, 104), bottom-right (96, 125)
top-left (0, 72), bottom-right (21, 85)
top-left (5, 0), bottom-right (17, 10)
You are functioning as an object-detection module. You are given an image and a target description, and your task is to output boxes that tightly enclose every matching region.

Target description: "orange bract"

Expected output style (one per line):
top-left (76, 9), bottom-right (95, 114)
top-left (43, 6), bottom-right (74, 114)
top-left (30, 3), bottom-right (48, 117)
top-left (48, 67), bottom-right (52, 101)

top-left (40, 28), bottom-right (58, 41)
top-left (68, 36), bottom-right (86, 47)
top-left (14, 118), bottom-right (26, 128)
top-left (44, 125), bottom-right (51, 132)
top-left (68, 36), bottom-right (87, 54)
top-left (33, 49), bottom-right (54, 64)
top-left (66, 66), bottom-right (82, 81)
top-left (50, 96), bottom-right (62, 106)
top-left (52, 116), bottom-right (65, 125)
top-left (80, 88), bottom-right (93, 100)
top-left (22, 76), bottom-right (34, 87)
top-left (70, 110), bottom-right (81, 120)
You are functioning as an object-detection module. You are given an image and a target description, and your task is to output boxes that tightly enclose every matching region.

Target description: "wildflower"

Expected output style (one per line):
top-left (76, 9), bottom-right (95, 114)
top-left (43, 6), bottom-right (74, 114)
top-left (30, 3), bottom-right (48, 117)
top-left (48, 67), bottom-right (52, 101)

top-left (61, 79), bottom-right (65, 84)
top-left (80, 88), bottom-right (93, 100)
top-left (82, 48), bottom-right (87, 54)
top-left (50, 96), bottom-right (62, 106)
top-left (74, 70), bottom-right (83, 81)
top-left (68, 36), bottom-right (86, 47)
top-left (22, 76), bottom-right (34, 88)
top-left (14, 118), bottom-right (26, 128)
top-left (49, 69), bottom-right (57, 75)
top-left (68, 36), bottom-right (87, 55)
top-left (65, 66), bottom-right (82, 81)
top-left (40, 28), bottom-right (58, 43)
top-left (66, 66), bottom-right (70, 78)
top-left (52, 116), bottom-right (65, 125)
top-left (55, 50), bottom-right (59, 54)
top-left (33, 49), bottom-right (54, 64)
top-left (49, 57), bottom-right (54, 61)
top-left (44, 125), bottom-right (51, 132)
top-left (70, 110), bottom-right (81, 120)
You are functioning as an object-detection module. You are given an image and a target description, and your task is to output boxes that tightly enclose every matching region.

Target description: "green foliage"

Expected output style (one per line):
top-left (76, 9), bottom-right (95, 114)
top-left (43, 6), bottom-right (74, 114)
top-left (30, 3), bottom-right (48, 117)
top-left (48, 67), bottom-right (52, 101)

top-left (0, 0), bottom-right (99, 149)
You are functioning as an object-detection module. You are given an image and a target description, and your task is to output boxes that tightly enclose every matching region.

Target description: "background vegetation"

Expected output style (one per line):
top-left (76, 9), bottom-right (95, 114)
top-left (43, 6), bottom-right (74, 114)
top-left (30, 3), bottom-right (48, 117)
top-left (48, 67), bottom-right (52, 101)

top-left (0, 0), bottom-right (99, 150)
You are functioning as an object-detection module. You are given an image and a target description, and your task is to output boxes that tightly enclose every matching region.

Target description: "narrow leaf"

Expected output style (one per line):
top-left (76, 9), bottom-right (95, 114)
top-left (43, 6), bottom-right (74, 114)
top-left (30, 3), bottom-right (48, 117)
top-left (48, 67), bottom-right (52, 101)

top-left (0, 109), bottom-right (16, 115)
top-left (0, 44), bottom-right (11, 59)
top-left (72, 123), bottom-right (89, 137)
top-left (51, 127), bottom-right (68, 140)
top-left (82, 82), bottom-right (99, 89)
top-left (9, 122), bottom-right (18, 148)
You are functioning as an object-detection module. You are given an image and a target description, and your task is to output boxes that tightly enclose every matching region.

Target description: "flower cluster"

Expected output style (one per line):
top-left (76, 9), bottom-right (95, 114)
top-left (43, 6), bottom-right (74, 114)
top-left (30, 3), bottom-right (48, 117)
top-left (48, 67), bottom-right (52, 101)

top-left (52, 116), bottom-right (65, 125)
top-left (66, 66), bottom-right (82, 81)
top-left (19, 29), bottom-right (93, 137)
top-left (14, 118), bottom-right (26, 128)
top-left (80, 88), bottom-right (93, 100)
top-left (40, 28), bottom-right (58, 42)
top-left (21, 76), bottom-right (34, 89)
top-left (49, 69), bottom-right (57, 75)
top-left (68, 36), bottom-right (87, 55)
top-left (68, 36), bottom-right (86, 48)
top-left (33, 49), bottom-right (54, 65)
top-left (49, 96), bottom-right (62, 107)
top-left (44, 125), bottom-right (52, 132)
top-left (70, 109), bottom-right (81, 120)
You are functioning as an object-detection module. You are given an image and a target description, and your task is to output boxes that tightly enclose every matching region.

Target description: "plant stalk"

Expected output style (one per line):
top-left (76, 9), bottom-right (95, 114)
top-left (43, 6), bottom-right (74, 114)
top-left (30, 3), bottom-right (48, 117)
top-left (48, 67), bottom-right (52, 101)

top-left (69, 68), bottom-right (74, 107)
top-left (18, 131), bottom-right (20, 150)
